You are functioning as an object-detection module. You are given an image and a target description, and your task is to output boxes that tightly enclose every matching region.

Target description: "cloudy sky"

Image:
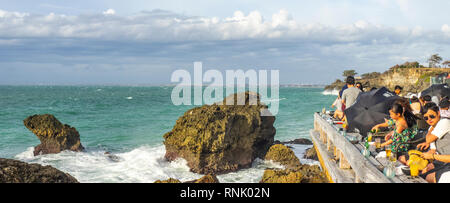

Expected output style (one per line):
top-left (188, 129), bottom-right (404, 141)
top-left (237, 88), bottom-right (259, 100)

top-left (0, 0), bottom-right (449, 85)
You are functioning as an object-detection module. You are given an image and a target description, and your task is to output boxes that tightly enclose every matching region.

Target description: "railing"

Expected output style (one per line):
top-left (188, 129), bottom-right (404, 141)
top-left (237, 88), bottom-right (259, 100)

top-left (311, 112), bottom-right (427, 183)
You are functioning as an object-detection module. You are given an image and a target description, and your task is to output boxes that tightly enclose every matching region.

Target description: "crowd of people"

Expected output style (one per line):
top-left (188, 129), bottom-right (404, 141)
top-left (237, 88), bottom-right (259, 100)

top-left (331, 76), bottom-right (450, 183)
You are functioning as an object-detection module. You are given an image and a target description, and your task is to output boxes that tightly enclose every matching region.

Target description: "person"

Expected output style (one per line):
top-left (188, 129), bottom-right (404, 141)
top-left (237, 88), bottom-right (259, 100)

top-left (341, 76), bottom-right (361, 110)
top-left (439, 98), bottom-right (450, 119)
top-left (419, 95), bottom-right (432, 106)
top-left (415, 103), bottom-right (450, 183)
top-left (410, 95), bottom-right (429, 130)
top-left (371, 103), bottom-right (417, 161)
top-left (331, 94), bottom-right (344, 120)
top-left (356, 82), bottom-right (364, 92)
top-left (394, 85), bottom-right (403, 96)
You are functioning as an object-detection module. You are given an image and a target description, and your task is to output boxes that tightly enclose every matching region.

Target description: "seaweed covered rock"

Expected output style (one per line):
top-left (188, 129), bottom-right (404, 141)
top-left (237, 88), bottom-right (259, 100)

top-left (163, 92), bottom-right (276, 175)
top-left (262, 144), bottom-right (328, 183)
top-left (265, 144), bottom-right (301, 169)
top-left (23, 114), bottom-right (84, 156)
top-left (0, 158), bottom-right (79, 183)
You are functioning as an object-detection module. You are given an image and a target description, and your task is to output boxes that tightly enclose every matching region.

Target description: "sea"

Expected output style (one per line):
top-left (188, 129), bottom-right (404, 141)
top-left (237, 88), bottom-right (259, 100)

top-left (0, 86), bottom-right (336, 183)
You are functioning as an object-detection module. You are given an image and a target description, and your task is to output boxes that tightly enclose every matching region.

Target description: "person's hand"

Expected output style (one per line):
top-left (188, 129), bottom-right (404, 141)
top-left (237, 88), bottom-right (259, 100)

top-left (371, 126), bottom-right (379, 133)
top-left (421, 151), bottom-right (435, 160)
top-left (417, 142), bottom-right (430, 151)
top-left (385, 131), bottom-right (393, 141)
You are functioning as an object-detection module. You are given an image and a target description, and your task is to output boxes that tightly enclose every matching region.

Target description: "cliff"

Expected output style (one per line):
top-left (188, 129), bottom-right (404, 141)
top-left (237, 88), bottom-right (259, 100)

top-left (325, 68), bottom-right (450, 93)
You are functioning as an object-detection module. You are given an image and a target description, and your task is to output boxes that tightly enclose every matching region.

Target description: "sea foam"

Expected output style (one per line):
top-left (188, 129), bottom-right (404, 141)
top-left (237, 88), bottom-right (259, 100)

top-left (14, 144), bottom-right (318, 183)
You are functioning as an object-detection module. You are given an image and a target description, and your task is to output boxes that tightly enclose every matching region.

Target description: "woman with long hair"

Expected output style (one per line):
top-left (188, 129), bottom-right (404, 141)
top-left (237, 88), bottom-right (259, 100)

top-left (371, 102), bottom-right (418, 159)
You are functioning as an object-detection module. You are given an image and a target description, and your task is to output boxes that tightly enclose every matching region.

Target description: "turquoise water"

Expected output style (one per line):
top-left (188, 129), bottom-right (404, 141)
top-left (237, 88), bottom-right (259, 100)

top-left (0, 86), bottom-right (334, 182)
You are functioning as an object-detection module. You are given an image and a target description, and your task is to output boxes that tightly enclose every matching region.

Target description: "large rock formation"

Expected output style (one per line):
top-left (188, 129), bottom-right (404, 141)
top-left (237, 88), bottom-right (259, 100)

top-left (23, 114), bottom-right (84, 156)
top-left (0, 158), bottom-right (79, 183)
top-left (261, 144), bottom-right (327, 183)
top-left (163, 92), bottom-right (276, 175)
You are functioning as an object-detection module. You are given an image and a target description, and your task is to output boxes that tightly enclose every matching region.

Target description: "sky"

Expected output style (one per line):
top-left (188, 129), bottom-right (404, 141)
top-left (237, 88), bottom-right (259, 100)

top-left (0, 0), bottom-right (449, 85)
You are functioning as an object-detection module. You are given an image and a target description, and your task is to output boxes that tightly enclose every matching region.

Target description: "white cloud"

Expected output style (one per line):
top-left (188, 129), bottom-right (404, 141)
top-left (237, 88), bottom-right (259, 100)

top-left (0, 8), bottom-right (447, 44)
top-left (103, 9), bottom-right (116, 15)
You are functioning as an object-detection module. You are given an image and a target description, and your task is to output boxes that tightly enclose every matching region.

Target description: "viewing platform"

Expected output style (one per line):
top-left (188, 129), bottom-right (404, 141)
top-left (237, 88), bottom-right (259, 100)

top-left (310, 112), bottom-right (428, 183)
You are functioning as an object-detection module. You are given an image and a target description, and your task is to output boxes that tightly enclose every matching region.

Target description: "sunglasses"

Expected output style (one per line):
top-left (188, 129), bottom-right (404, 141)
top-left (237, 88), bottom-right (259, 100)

top-left (424, 115), bottom-right (436, 121)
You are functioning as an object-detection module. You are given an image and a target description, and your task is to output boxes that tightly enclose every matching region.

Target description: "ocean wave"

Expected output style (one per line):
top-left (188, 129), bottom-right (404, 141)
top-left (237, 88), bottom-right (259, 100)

top-left (261, 98), bottom-right (287, 103)
top-left (14, 144), bottom-right (318, 183)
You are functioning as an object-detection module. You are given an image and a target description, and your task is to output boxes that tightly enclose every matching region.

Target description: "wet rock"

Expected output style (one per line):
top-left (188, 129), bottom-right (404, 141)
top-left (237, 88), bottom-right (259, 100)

top-left (262, 144), bottom-right (327, 183)
top-left (303, 147), bottom-right (318, 161)
top-left (260, 169), bottom-right (303, 183)
top-left (264, 144), bottom-right (301, 169)
top-left (154, 178), bottom-right (182, 183)
top-left (23, 114), bottom-right (84, 156)
top-left (0, 158), bottom-right (79, 183)
top-left (104, 152), bottom-right (122, 162)
top-left (185, 175), bottom-right (220, 183)
top-left (163, 92), bottom-right (276, 175)
top-left (260, 165), bottom-right (328, 183)
top-left (154, 175), bottom-right (220, 183)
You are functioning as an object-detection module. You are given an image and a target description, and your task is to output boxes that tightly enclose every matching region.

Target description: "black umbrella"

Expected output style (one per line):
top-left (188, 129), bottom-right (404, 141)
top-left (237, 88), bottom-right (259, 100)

top-left (344, 87), bottom-right (400, 137)
top-left (420, 84), bottom-right (450, 100)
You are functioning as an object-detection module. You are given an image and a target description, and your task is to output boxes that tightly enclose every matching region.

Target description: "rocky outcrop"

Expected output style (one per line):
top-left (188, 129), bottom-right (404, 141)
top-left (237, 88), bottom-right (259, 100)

top-left (260, 165), bottom-right (327, 183)
top-left (154, 175), bottom-right (220, 183)
top-left (265, 144), bottom-right (301, 169)
top-left (260, 169), bottom-right (303, 183)
top-left (261, 144), bottom-right (327, 183)
top-left (0, 158), bottom-right (79, 183)
top-left (303, 147), bottom-right (318, 161)
top-left (23, 114), bottom-right (84, 156)
top-left (163, 92), bottom-right (276, 175)
top-left (274, 138), bottom-right (312, 145)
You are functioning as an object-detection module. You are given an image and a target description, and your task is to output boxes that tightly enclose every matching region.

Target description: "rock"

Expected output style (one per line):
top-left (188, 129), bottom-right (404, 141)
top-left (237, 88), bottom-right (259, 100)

top-left (23, 114), bottom-right (84, 156)
top-left (104, 152), bottom-right (122, 162)
top-left (154, 178), bottom-right (182, 183)
top-left (163, 92), bottom-right (276, 175)
top-left (0, 158), bottom-right (79, 183)
top-left (262, 144), bottom-right (328, 183)
top-left (260, 169), bottom-right (303, 183)
top-left (154, 175), bottom-right (220, 183)
top-left (303, 147), bottom-right (318, 161)
top-left (264, 144), bottom-right (301, 169)
top-left (185, 175), bottom-right (220, 183)
top-left (260, 165), bottom-right (328, 183)
top-left (273, 138), bottom-right (312, 145)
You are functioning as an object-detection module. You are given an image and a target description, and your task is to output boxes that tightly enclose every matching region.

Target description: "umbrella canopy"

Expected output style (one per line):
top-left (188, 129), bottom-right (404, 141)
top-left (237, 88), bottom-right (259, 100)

top-left (420, 84), bottom-right (450, 100)
top-left (344, 87), bottom-right (400, 137)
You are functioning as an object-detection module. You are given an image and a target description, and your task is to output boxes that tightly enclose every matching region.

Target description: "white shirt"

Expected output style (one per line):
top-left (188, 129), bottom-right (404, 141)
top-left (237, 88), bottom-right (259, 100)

top-left (429, 119), bottom-right (450, 151)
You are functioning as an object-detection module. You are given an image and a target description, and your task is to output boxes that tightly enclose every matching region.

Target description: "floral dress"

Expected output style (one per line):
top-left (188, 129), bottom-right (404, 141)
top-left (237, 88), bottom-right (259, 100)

top-left (387, 118), bottom-right (418, 153)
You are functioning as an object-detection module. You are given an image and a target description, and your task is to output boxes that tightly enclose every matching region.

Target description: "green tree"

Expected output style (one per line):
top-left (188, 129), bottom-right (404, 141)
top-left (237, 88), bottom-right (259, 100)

top-left (427, 54), bottom-right (443, 68)
top-left (343, 70), bottom-right (357, 78)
